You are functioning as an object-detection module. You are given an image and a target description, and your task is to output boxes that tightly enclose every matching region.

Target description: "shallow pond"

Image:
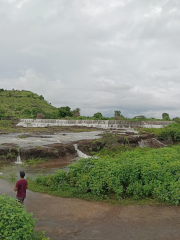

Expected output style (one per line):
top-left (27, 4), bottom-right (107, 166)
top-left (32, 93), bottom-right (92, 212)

top-left (0, 159), bottom-right (73, 182)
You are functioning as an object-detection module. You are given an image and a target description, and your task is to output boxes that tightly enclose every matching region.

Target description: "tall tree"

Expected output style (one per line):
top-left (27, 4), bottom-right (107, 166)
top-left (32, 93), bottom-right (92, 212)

top-left (93, 112), bottom-right (103, 119)
top-left (162, 113), bottom-right (170, 120)
top-left (72, 108), bottom-right (80, 117)
top-left (114, 110), bottom-right (121, 120)
top-left (58, 106), bottom-right (72, 118)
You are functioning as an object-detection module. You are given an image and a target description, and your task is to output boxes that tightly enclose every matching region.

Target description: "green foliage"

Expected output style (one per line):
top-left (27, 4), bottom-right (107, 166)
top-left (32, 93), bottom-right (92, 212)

top-left (58, 106), bottom-right (72, 118)
top-left (100, 131), bottom-right (118, 149)
top-left (72, 108), bottom-right (80, 117)
top-left (0, 90), bottom-right (57, 119)
top-left (158, 123), bottom-right (180, 143)
top-left (35, 170), bottom-right (69, 191)
top-left (68, 146), bottom-right (180, 204)
top-left (162, 113), bottom-right (170, 120)
top-left (138, 127), bottom-right (162, 136)
top-left (0, 194), bottom-right (48, 240)
top-left (32, 145), bottom-right (180, 205)
top-left (172, 117), bottom-right (180, 123)
top-left (39, 95), bottom-right (44, 100)
top-left (25, 158), bottom-right (47, 166)
top-left (0, 108), bottom-right (5, 119)
top-left (0, 120), bottom-right (13, 129)
top-left (93, 112), bottom-right (103, 119)
top-left (114, 110), bottom-right (121, 117)
top-left (6, 148), bottom-right (16, 159)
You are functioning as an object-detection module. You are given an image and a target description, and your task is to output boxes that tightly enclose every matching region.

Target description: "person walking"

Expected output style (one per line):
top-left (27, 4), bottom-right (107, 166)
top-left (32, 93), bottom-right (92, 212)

top-left (14, 171), bottom-right (28, 204)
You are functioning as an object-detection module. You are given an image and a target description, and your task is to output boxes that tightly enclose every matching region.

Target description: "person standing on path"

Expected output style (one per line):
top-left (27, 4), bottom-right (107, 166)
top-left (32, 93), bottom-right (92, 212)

top-left (14, 171), bottom-right (28, 204)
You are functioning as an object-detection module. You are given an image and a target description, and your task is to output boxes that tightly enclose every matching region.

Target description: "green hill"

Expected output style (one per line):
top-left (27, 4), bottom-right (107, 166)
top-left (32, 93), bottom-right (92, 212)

top-left (0, 89), bottom-right (58, 119)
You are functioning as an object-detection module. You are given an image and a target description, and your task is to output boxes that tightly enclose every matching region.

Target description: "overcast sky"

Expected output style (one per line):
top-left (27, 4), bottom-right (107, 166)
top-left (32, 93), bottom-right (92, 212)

top-left (0, 0), bottom-right (180, 118)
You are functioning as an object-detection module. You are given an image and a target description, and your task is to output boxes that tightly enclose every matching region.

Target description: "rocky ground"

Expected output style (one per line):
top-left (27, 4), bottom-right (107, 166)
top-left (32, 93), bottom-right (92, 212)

top-left (1, 179), bottom-right (180, 240)
top-left (0, 130), bottom-right (168, 162)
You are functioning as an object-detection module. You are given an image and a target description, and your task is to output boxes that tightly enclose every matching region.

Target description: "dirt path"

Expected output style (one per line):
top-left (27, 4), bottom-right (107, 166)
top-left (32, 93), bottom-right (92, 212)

top-left (1, 179), bottom-right (180, 240)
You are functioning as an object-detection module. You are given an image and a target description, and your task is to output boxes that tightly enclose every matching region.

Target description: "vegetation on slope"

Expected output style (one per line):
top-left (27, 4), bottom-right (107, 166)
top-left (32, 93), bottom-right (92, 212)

top-left (0, 90), bottom-right (57, 119)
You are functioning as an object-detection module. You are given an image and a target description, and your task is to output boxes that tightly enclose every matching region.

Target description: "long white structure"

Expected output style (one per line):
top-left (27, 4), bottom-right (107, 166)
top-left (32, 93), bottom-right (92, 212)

top-left (17, 119), bottom-right (173, 129)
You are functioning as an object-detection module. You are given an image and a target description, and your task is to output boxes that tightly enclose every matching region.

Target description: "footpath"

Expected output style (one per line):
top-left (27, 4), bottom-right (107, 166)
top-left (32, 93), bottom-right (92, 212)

top-left (1, 179), bottom-right (180, 240)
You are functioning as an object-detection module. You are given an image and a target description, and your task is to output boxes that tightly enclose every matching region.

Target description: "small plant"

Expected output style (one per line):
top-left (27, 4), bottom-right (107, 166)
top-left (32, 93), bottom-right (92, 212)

top-left (19, 135), bottom-right (26, 139)
top-left (6, 148), bottom-right (16, 159)
top-left (7, 171), bottom-right (16, 182)
top-left (25, 158), bottom-right (47, 166)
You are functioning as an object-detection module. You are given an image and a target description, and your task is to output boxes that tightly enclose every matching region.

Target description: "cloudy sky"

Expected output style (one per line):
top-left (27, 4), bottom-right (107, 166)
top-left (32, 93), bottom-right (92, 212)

top-left (0, 0), bottom-right (180, 118)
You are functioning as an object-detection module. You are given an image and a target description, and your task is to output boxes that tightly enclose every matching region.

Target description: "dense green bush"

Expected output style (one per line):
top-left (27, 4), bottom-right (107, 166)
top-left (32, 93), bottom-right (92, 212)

top-left (0, 194), bottom-right (48, 240)
top-left (159, 123), bottom-right (180, 143)
top-left (35, 170), bottom-right (68, 191)
top-left (69, 146), bottom-right (180, 204)
top-left (35, 146), bottom-right (180, 205)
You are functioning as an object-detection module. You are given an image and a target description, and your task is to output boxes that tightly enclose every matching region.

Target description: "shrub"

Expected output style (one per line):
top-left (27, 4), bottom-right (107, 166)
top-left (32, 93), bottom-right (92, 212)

top-left (0, 194), bottom-right (48, 239)
top-left (35, 170), bottom-right (68, 191)
top-left (158, 123), bottom-right (180, 143)
top-left (33, 145), bottom-right (180, 205)
top-left (100, 131), bottom-right (118, 149)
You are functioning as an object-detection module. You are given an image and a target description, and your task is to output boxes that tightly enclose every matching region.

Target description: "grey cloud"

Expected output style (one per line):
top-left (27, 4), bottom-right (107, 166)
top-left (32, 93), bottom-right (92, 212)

top-left (0, 0), bottom-right (180, 118)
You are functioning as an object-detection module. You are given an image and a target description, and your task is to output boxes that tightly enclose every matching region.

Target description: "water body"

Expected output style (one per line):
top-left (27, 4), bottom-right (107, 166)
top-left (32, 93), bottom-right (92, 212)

top-left (0, 131), bottom-right (99, 180)
top-left (0, 131), bottom-right (103, 148)
top-left (0, 144), bottom-right (91, 181)
top-left (0, 128), bottom-right (138, 148)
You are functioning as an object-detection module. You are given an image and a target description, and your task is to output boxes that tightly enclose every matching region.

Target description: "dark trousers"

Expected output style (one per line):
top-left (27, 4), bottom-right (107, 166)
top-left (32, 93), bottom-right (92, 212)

top-left (17, 197), bottom-right (25, 204)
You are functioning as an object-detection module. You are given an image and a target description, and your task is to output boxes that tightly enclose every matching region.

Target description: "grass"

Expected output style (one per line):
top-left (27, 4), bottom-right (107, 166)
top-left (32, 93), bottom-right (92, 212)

top-left (138, 127), bottom-right (163, 136)
top-left (0, 90), bottom-right (57, 119)
top-left (24, 158), bottom-right (48, 166)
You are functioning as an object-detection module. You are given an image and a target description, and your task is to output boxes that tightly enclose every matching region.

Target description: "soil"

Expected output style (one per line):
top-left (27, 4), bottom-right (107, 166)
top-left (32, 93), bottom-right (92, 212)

top-left (1, 179), bottom-right (180, 240)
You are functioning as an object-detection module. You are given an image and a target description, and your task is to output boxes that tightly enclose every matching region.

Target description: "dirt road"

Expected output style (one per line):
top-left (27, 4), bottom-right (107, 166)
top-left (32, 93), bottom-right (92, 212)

top-left (1, 179), bottom-right (180, 240)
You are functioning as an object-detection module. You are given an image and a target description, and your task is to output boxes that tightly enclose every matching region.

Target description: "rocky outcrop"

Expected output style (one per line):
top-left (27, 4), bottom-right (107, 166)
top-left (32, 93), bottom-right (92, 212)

top-left (78, 140), bottom-right (105, 155)
top-left (117, 133), bottom-right (155, 144)
top-left (138, 138), bottom-right (167, 148)
top-left (0, 143), bottom-right (19, 159)
top-left (78, 132), bottom-right (165, 154)
top-left (0, 143), bottom-right (77, 161)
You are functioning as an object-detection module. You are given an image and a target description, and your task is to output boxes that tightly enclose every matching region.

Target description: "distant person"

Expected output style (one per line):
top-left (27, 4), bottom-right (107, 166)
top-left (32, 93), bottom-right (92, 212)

top-left (14, 171), bottom-right (28, 204)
